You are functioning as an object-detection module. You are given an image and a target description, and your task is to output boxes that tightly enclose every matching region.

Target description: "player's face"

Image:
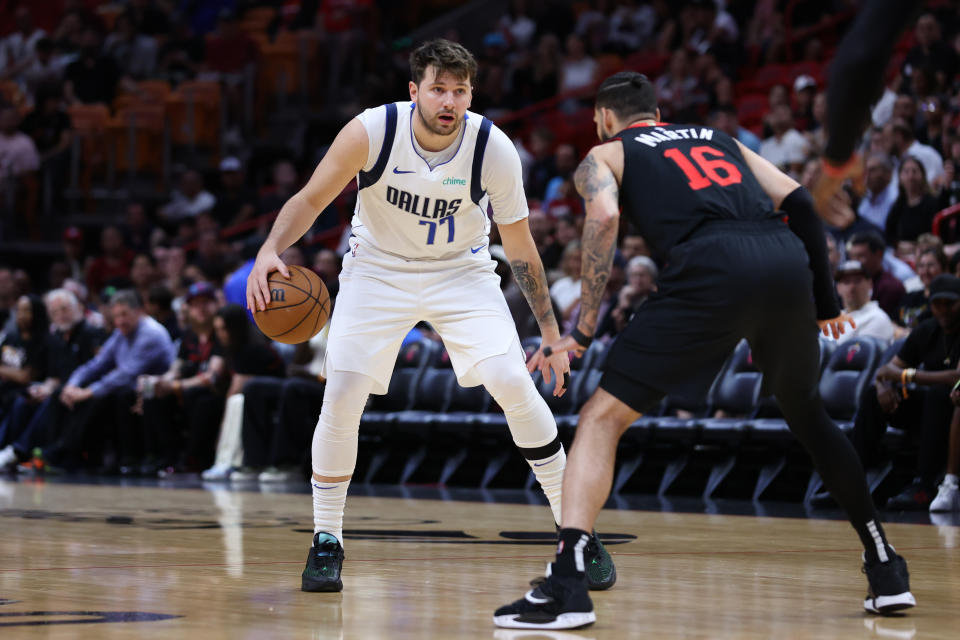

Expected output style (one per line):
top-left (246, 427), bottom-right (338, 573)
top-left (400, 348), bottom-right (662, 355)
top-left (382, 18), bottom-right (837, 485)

top-left (410, 66), bottom-right (472, 139)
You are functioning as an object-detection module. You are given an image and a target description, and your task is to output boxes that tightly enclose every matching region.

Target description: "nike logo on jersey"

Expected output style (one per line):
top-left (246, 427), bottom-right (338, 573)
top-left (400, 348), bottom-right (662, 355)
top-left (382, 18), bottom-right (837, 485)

top-left (386, 185), bottom-right (461, 219)
top-left (470, 246), bottom-right (484, 253)
top-left (393, 167), bottom-right (416, 174)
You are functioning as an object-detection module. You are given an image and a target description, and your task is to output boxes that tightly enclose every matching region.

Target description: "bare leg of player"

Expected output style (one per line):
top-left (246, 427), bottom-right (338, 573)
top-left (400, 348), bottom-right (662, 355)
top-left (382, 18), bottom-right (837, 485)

top-left (560, 389), bottom-right (640, 533)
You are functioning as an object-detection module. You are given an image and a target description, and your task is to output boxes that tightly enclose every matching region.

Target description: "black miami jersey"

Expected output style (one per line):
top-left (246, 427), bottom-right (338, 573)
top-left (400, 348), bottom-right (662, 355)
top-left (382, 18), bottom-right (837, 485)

top-left (613, 122), bottom-right (778, 256)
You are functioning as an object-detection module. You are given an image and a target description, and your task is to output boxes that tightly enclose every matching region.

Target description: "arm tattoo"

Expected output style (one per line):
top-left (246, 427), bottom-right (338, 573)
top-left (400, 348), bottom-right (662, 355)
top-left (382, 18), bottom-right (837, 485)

top-left (574, 153), bottom-right (618, 203)
top-left (510, 259), bottom-right (558, 329)
top-left (574, 152), bottom-right (620, 336)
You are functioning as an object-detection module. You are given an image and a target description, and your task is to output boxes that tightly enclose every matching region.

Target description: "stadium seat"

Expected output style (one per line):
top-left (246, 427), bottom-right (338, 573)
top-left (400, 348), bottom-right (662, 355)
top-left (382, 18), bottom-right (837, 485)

top-left (819, 336), bottom-right (882, 429)
top-left (108, 104), bottom-right (167, 180)
top-left (166, 81), bottom-right (223, 152)
top-left (362, 338), bottom-right (434, 425)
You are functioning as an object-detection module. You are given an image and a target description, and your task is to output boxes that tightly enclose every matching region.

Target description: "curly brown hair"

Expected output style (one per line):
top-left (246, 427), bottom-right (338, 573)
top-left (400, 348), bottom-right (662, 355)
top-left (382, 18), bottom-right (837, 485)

top-left (409, 38), bottom-right (477, 86)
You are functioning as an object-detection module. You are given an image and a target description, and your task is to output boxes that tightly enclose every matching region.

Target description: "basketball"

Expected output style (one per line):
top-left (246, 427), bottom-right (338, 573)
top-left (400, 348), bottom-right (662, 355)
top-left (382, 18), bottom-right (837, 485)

top-left (253, 265), bottom-right (330, 344)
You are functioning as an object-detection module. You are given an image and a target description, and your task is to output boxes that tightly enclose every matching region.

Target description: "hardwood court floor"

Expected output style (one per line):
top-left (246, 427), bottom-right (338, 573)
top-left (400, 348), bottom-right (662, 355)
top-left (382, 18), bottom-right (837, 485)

top-left (0, 480), bottom-right (957, 639)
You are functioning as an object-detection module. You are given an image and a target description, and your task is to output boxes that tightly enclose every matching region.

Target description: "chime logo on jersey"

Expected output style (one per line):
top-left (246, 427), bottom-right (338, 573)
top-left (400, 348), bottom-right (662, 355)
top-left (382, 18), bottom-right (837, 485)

top-left (386, 185), bottom-right (461, 219)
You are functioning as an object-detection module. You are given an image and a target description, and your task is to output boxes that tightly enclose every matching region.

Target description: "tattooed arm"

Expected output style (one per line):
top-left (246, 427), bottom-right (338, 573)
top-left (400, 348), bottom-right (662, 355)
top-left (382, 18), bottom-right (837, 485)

top-left (573, 148), bottom-right (621, 338)
top-left (498, 218), bottom-right (561, 342)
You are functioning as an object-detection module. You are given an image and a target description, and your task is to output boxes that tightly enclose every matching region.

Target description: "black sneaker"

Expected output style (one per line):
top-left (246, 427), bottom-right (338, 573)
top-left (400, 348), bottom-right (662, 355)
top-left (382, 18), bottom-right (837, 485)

top-left (530, 530), bottom-right (617, 591)
top-left (301, 532), bottom-right (344, 592)
top-left (584, 530), bottom-right (616, 590)
top-left (494, 569), bottom-right (595, 629)
top-left (863, 551), bottom-right (916, 614)
top-left (885, 481), bottom-right (933, 511)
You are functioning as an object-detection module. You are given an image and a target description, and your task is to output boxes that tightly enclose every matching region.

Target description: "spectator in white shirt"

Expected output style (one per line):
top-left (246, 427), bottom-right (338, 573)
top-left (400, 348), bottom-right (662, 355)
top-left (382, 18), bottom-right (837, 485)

top-left (0, 7), bottom-right (45, 71)
top-left (858, 153), bottom-right (900, 230)
top-left (549, 242), bottom-right (582, 322)
top-left (0, 104), bottom-right (39, 178)
top-left (559, 34), bottom-right (596, 93)
top-left (159, 169), bottom-right (216, 223)
top-left (760, 104), bottom-right (809, 176)
top-left (891, 117), bottom-right (943, 183)
top-left (833, 260), bottom-right (896, 346)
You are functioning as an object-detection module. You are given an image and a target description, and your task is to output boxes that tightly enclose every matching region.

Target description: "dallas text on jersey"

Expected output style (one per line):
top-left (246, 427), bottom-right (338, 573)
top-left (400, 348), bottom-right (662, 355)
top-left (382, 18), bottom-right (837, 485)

top-left (386, 185), bottom-right (462, 220)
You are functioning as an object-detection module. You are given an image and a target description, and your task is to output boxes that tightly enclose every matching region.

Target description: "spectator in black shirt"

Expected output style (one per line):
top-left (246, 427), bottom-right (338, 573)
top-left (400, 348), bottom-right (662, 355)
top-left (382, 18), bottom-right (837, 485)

top-left (211, 157), bottom-right (256, 227)
top-left (903, 13), bottom-right (957, 93)
top-left (0, 289), bottom-right (105, 470)
top-left (144, 283), bottom-right (181, 341)
top-left (136, 281), bottom-right (225, 475)
top-left (885, 157), bottom-right (940, 251)
top-left (214, 304), bottom-right (285, 389)
top-left (0, 294), bottom-right (48, 418)
top-left (157, 17), bottom-right (204, 85)
top-left (898, 247), bottom-right (946, 330)
top-left (20, 83), bottom-right (72, 161)
top-left (851, 275), bottom-right (960, 510)
top-left (64, 27), bottom-right (121, 105)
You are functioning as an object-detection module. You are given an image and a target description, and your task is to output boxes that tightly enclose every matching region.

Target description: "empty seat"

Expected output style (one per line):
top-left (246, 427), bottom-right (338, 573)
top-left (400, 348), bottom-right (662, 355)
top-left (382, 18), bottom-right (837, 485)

top-left (819, 336), bottom-right (881, 429)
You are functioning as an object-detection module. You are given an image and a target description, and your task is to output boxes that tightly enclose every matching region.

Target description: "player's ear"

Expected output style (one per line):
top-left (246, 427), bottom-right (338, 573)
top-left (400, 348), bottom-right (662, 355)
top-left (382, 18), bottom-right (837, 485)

top-left (408, 80), bottom-right (418, 103)
top-left (655, 107), bottom-right (661, 122)
top-left (602, 108), bottom-right (616, 135)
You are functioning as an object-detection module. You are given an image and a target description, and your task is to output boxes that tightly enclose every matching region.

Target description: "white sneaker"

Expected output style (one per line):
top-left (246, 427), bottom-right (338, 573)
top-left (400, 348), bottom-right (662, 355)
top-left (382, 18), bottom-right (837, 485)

top-left (201, 464), bottom-right (232, 481)
top-left (929, 479), bottom-right (960, 512)
top-left (0, 445), bottom-right (16, 470)
top-left (258, 466), bottom-right (300, 483)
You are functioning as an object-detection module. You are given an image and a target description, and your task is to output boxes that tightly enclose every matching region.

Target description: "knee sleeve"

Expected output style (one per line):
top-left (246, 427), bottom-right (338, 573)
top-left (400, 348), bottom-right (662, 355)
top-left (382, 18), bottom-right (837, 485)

top-left (311, 370), bottom-right (375, 477)
top-left (474, 339), bottom-right (558, 449)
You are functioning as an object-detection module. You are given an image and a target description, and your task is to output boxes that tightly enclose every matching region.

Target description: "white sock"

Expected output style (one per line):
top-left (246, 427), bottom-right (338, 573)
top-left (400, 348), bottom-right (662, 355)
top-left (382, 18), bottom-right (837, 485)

top-left (945, 474), bottom-right (959, 487)
top-left (526, 447), bottom-right (566, 525)
top-left (312, 479), bottom-right (349, 545)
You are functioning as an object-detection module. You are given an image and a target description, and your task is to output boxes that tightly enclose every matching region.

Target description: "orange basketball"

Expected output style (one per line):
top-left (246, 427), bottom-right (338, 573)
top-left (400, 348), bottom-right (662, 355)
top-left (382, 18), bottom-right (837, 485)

top-left (253, 265), bottom-right (331, 344)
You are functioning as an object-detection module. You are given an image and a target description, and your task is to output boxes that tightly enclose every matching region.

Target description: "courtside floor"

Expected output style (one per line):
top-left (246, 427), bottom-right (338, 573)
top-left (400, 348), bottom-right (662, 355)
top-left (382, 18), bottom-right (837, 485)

top-left (0, 478), bottom-right (957, 638)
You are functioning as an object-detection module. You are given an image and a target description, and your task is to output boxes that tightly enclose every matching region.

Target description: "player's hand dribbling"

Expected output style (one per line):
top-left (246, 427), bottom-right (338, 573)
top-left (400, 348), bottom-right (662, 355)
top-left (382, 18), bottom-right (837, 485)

top-left (247, 250), bottom-right (291, 312)
top-left (817, 313), bottom-right (856, 340)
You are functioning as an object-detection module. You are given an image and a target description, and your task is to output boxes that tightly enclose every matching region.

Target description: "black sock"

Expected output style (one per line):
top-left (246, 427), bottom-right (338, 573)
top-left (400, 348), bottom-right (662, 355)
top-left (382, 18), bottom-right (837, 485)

top-left (553, 527), bottom-right (591, 577)
top-left (854, 518), bottom-right (894, 564)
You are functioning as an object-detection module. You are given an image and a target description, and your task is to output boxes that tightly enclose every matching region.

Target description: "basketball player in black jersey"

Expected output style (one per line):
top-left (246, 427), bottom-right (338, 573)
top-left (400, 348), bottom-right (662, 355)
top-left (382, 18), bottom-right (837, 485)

top-left (494, 72), bottom-right (916, 630)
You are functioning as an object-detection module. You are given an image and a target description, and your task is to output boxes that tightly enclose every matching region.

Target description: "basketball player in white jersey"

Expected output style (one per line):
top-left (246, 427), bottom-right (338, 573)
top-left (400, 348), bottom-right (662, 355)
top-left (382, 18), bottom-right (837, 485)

top-left (247, 39), bottom-right (616, 593)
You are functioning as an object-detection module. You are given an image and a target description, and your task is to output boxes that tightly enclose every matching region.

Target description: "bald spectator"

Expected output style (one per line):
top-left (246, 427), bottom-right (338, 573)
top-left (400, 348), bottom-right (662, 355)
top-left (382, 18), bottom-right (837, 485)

top-left (891, 118), bottom-right (943, 183)
top-left (760, 104), bottom-right (809, 176)
top-left (858, 153), bottom-right (899, 231)
top-left (847, 231), bottom-right (906, 319)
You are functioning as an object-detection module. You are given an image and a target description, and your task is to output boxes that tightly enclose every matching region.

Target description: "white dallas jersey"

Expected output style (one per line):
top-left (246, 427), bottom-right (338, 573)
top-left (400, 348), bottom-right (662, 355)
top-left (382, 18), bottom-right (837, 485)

top-left (352, 101), bottom-right (528, 260)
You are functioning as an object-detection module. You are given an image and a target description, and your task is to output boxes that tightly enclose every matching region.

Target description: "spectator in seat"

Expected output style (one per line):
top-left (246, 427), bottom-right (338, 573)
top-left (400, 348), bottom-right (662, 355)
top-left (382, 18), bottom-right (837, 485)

top-left (620, 233), bottom-right (651, 262)
top-left (885, 156), bottom-right (940, 252)
top-left (63, 27), bottom-right (121, 105)
top-left (86, 225), bottom-right (135, 298)
top-left (846, 231), bottom-right (906, 319)
top-left (144, 283), bottom-right (181, 341)
top-left (311, 249), bottom-right (341, 300)
top-left (849, 275), bottom-right (960, 510)
top-left (0, 289), bottom-right (105, 471)
top-left (550, 242), bottom-right (582, 322)
top-left (903, 12), bottom-right (957, 94)
top-left (211, 304), bottom-right (285, 481)
top-left (858, 153), bottom-right (899, 232)
top-left (0, 7), bottom-right (45, 71)
top-left (559, 33), bottom-right (596, 94)
top-left (123, 201), bottom-right (156, 254)
top-left (526, 127), bottom-right (557, 200)
top-left (20, 83), bottom-right (72, 173)
top-left (759, 104), bottom-right (809, 177)
top-left (103, 11), bottom-right (158, 80)
top-left (236, 324), bottom-right (331, 483)
top-left (931, 391), bottom-right (960, 512)
top-left (792, 74), bottom-right (817, 131)
top-left (211, 156), bottom-right (256, 228)
top-left (890, 118), bottom-right (943, 184)
top-left (136, 281), bottom-right (225, 475)
top-left (159, 169), bottom-right (216, 224)
top-left (0, 294), bottom-right (48, 420)
top-left (831, 260), bottom-right (895, 346)
top-left (28, 290), bottom-right (174, 472)
top-left (257, 160), bottom-right (299, 214)
top-left (129, 253), bottom-right (158, 307)
top-left (897, 247), bottom-right (946, 331)
top-left (0, 103), bottom-right (40, 179)
top-left (157, 16), bottom-right (204, 85)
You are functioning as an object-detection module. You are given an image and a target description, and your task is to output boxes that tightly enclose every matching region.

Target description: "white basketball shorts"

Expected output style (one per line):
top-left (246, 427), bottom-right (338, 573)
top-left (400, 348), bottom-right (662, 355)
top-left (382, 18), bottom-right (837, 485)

top-left (321, 237), bottom-right (520, 394)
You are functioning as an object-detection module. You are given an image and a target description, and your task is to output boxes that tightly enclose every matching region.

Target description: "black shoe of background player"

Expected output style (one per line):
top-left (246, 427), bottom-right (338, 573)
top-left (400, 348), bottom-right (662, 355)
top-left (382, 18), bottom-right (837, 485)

top-left (862, 550), bottom-right (916, 614)
top-left (885, 479), bottom-right (933, 511)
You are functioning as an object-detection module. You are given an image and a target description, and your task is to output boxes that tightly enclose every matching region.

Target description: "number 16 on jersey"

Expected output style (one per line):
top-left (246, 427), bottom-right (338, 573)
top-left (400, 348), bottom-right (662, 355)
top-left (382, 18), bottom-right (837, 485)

top-left (419, 217), bottom-right (455, 245)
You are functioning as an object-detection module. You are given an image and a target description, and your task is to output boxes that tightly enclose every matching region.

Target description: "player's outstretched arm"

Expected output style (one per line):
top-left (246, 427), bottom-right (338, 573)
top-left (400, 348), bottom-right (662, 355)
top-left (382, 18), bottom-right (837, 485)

top-left (499, 218), bottom-right (569, 396)
top-left (247, 119), bottom-right (369, 311)
top-left (574, 147), bottom-right (620, 341)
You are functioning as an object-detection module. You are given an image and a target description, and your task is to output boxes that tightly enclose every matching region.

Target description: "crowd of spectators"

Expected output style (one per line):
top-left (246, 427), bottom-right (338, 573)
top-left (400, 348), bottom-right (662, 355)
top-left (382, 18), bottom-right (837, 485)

top-left (1, 1), bottom-right (960, 508)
